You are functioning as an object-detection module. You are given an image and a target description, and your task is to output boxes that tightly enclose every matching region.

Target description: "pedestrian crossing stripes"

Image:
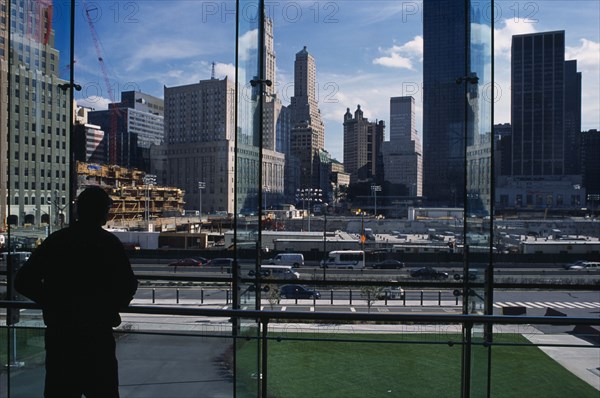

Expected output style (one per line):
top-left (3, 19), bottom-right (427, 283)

top-left (493, 301), bottom-right (600, 309)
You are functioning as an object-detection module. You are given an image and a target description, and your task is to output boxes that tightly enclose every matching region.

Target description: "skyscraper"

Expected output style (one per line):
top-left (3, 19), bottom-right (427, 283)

top-left (382, 96), bottom-right (423, 197)
top-left (510, 31), bottom-right (571, 177)
top-left (1, 0), bottom-right (71, 226)
top-left (422, 0), bottom-right (467, 206)
top-left (496, 31), bottom-right (584, 210)
top-left (289, 46), bottom-right (325, 190)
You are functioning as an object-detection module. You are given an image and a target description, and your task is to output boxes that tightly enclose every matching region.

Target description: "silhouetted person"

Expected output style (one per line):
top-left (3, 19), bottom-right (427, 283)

top-left (16, 186), bottom-right (138, 398)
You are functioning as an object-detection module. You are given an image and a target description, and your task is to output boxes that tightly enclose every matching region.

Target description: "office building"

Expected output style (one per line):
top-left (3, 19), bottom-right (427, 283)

top-left (88, 91), bottom-right (164, 171)
top-left (422, 0), bottom-right (468, 206)
top-left (382, 96), bottom-right (423, 197)
top-left (343, 105), bottom-right (384, 184)
top-left (496, 31), bottom-right (584, 210)
top-left (1, 0), bottom-right (71, 226)
top-left (73, 106), bottom-right (106, 164)
top-left (162, 77), bottom-right (235, 214)
top-left (581, 129), bottom-right (600, 200)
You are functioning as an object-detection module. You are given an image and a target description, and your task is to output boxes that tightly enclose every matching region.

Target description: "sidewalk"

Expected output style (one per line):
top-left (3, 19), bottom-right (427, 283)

top-left (525, 332), bottom-right (600, 391)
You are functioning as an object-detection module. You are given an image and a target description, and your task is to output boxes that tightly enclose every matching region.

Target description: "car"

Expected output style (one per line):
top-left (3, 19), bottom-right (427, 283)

top-left (410, 267), bottom-right (449, 279)
top-left (168, 258), bottom-right (203, 267)
top-left (372, 259), bottom-right (405, 269)
top-left (206, 258), bottom-right (234, 269)
top-left (566, 261), bottom-right (600, 270)
top-left (376, 286), bottom-right (405, 300)
top-left (563, 260), bottom-right (588, 270)
top-left (279, 284), bottom-right (321, 299)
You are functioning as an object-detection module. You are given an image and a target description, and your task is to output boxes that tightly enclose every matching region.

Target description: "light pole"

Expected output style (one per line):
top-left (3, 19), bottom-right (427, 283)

top-left (264, 186), bottom-right (270, 212)
top-left (296, 188), bottom-right (322, 232)
top-left (143, 174), bottom-right (157, 229)
top-left (198, 181), bottom-right (205, 218)
top-left (322, 203), bottom-right (328, 279)
top-left (371, 185), bottom-right (381, 218)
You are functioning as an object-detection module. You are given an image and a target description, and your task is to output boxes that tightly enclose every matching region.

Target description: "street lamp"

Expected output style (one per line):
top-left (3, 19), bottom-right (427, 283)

top-left (371, 185), bottom-right (381, 217)
top-left (264, 186), bottom-right (270, 212)
top-left (143, 174), bottom-right (157, 229)
top-left (198, 181), bottom-right (206, 218)
top-left (49, 190), bottom-right (66, 228)
top-left (295, 188), bottom-right (322, 232)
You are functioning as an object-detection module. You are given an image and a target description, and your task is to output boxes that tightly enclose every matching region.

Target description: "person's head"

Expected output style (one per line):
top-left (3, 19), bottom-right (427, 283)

top-left (76, 186), bottom-right (113, 225)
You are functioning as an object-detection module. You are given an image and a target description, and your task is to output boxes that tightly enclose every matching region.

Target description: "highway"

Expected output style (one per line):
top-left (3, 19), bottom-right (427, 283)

top-left (131, 261), bottom-right (600, 283)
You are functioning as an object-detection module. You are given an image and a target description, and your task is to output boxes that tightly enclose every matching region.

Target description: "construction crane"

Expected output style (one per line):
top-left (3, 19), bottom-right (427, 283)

top-left (83, 2), bottom-right (119, 165)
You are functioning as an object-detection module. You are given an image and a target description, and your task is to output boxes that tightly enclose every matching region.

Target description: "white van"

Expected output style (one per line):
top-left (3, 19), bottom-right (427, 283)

top-left (248, 265), bottom-right (300, 280)
top-left (270, 253), bottom-right (304, 267)
top-left (320, 250), bottom-right (365, 269)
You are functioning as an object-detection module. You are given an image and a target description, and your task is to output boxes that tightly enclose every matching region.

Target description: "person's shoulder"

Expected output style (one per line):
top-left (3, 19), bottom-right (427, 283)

top-left (99, 228), bottom-right (125, 244)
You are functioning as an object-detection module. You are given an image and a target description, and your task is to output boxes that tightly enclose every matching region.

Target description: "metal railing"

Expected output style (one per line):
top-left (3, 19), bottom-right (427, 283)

top-left (1, 300), bottom-right (599, 397)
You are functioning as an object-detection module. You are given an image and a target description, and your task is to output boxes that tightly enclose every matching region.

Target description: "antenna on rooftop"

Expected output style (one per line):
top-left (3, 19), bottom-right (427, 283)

top-left (211, 62), bottom-right (216, 79)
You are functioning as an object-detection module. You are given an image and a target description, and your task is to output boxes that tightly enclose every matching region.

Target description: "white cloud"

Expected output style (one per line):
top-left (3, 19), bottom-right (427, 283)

top-left (566, 38), bottom-right (600, 70)
top-left (238, 29), bottom-right (258, 62)
top-left (494, 19), bottom-right (538, 59)
top-left (373, 53), bottom-right (414, 69)
top-left (373, 36), bottom-right (423, 70)
top-left (125, 40), bottom-right (208, 72)
top-left (215, 63), bottom-right (236, 81)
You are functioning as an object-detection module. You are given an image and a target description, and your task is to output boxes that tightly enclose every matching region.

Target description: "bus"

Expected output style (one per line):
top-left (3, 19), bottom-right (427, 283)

top-left (320, 250), bottom-right (366, 269)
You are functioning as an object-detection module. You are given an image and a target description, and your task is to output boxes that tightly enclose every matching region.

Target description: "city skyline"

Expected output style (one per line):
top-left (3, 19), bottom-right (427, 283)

top-left (69, 1), bottom-right (599, 162)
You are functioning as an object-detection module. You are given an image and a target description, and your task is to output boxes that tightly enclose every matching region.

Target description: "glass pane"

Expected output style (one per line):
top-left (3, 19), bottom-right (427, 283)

top-left (466, 0), bottom-right (493, 396)
top-left (235, 0), bottom-right (262, 396)
top-left (3, 0), bottom-right (72, 395)
top-left (5, 0), bottom-right (73, 239)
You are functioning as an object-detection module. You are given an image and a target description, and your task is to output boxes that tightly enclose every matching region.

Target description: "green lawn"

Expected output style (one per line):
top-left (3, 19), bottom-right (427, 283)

top-left (0, 327), bottom-right (45, 366)
top-left (236, 332), bottom-right (598, 398)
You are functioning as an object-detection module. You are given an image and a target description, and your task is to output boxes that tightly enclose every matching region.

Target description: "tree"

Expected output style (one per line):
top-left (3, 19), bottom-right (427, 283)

top-left (360, 285), bottom-right (384, 313)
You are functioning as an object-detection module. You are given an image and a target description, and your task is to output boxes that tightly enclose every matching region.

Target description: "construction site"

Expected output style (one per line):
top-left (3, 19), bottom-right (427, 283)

top-left (77, 162), bottom-right (186, 230)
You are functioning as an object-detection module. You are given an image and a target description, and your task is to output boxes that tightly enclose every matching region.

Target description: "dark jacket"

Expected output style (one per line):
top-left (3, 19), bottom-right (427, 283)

top-left (15, 222), bottom-right (138, 329)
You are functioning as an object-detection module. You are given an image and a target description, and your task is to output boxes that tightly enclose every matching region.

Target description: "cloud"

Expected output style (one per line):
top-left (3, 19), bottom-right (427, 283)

top-left (373, 36), bottom-right (423, 70)
top-left (125, 39), bottom-right (208, 71)
top-left (494, 19), bottom-right (538, 59)
top-left (238, 29), bottom-right (258, 62)
top-left (215, 62), bottom-right (236, 81)
top-left (566, 38), bottom-right (600, 70)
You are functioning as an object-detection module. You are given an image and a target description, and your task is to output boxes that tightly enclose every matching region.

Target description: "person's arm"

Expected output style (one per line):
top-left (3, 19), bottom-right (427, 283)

top-left (15, 246), bottom-right (47, 304)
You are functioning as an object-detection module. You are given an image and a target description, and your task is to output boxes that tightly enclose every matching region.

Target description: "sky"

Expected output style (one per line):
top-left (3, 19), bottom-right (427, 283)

top-left (64, 0), bottom-right (600, 162)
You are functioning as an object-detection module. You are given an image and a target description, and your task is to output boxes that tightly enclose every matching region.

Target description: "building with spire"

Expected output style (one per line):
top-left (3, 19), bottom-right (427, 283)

top-left (289, 46), bottom-right (326, 192)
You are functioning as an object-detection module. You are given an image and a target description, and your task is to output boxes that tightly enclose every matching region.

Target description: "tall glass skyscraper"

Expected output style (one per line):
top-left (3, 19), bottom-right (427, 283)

top-left (422, 0), bottom-right (467, 206)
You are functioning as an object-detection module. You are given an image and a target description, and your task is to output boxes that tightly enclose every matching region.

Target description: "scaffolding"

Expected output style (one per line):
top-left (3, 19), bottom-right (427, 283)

top-left (77, 162), bottom-right (185, 222)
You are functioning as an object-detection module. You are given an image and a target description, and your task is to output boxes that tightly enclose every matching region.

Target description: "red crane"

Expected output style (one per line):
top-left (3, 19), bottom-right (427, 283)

top-left (83, 3), bottom-right (119, 164)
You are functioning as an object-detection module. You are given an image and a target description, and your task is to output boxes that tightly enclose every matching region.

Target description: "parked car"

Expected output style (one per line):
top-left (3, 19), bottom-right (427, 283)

top-left (410, 267), bottom-right (449, 279)
top-left (279, 284), bottom-right (321, 299)
top-left (168, 258), bottom-right (203, 267)
top-left (372, 259), bottom-right (405, 269)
